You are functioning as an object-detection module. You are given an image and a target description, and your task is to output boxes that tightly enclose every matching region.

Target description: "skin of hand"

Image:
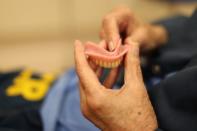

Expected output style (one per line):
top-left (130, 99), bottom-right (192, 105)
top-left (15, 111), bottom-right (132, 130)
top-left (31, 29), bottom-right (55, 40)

top-left (74, 39), bottom-right (158, 131)
top-left (100, 6), bottom-right (168, 52)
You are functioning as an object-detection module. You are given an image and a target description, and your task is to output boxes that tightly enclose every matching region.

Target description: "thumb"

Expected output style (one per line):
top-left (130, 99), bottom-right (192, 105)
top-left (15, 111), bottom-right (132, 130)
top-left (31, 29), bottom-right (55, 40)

top-left (124, 38), bottom-right (143, 84)
top-left (74, 40), bottom-right (101, 94)
top-left (101, 17), bottom-right (120, 51)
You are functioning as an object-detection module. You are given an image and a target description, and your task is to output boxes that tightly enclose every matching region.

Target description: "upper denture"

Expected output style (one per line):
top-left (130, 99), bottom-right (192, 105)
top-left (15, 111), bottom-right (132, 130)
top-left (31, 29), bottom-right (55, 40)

top-left (84, 39), bottom-right (129, 62)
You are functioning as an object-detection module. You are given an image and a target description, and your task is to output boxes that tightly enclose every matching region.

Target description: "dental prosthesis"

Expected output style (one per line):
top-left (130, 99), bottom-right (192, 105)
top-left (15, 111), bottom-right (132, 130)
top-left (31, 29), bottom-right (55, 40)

top-left (84, 39), bottom-right (129, 68)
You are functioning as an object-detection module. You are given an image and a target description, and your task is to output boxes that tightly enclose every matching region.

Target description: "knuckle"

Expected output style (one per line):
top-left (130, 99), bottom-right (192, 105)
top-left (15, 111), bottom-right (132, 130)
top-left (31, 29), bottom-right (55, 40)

top-left (87, 94), bottom-right (104, 111)
top-left (125, 37), bottom-right (133, 44)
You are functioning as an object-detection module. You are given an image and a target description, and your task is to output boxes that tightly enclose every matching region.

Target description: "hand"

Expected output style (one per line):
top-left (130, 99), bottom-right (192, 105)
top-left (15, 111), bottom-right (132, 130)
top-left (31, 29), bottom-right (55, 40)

top-left (100, 6), bottom-right (168, 52)
top-left (74, 39), bottom-right (158, 131)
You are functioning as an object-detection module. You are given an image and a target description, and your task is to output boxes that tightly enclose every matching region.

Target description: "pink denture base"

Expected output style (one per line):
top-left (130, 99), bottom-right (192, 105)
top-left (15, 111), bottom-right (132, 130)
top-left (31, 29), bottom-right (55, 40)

top-left (84, 40), bottom-right (129, 62)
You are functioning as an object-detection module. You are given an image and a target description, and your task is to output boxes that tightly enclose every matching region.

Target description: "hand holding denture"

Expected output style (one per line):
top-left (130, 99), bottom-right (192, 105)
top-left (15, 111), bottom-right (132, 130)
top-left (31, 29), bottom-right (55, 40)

top-left (74, 39), bottom-right (158, 131)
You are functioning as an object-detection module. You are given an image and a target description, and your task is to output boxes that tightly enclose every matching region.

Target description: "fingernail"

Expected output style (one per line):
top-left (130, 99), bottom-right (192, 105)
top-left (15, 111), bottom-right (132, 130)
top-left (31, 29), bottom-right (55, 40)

top-left (109, 41), bottom-right (115, 51)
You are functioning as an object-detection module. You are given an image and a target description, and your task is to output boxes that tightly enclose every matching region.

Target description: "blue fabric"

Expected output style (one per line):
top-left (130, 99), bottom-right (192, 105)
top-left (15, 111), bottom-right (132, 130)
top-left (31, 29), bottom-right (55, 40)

top-left (41, 69), bottom-right (99, 131)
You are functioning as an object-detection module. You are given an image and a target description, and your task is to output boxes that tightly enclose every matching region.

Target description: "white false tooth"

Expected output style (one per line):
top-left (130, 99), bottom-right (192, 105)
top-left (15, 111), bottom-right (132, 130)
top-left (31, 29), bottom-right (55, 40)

top-left (109, 62), bottom-right (112, 68)
top-left (94, 59), bottom-right (98, 65)
top-left (99, 60), bottom-right (103, 67)
top-left (114, 61), bottom-right (119, 67)
top-left (94, 59), bottom-right (122, 68)
top-left (101, 61), bottom-right (105, 67)
top-left (94, 60), bottom-right (96, 65)
top-left (118, 59), bottom-right (121, 64)
top-left (98, 60), bottom-right (101, 66)
top-left (105, 62), bottom-right (109, 68)
top-left (107, 62), bottom-right (110, 68)
top-left (112, 62), bottom-right (116, 68)
top-left (112, 62), bottom-right (115, 68)
top-left (104, 62), bottom-right (107, 68)
top-left (113, 61), bottom-right (116, 68)
top-left (104, 62), bottom-right (108, 68)
top-left (115, 61), bottom-right (119, 67)
top-left (102, 61), bottom-right (106, 67)
top-left (101, 61), bottom-right (104, 67)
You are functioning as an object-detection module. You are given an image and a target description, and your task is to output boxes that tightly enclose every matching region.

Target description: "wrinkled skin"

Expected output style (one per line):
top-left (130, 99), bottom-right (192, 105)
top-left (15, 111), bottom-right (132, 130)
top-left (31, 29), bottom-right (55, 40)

top-left (74, 39), bottom-right (158, 131)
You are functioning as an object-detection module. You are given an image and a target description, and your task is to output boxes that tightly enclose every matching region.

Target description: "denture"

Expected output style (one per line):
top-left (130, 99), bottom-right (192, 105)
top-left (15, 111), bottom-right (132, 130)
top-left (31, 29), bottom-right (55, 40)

top-left (84, 39), bottom-right (129, 68)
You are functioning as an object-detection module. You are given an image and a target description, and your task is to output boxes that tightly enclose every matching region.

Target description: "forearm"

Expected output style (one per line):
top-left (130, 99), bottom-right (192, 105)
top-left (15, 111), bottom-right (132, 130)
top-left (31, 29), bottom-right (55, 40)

top-left (153, 15), bottom-right (189, 45)
top-left (138, 24), bottom-right (169, 52)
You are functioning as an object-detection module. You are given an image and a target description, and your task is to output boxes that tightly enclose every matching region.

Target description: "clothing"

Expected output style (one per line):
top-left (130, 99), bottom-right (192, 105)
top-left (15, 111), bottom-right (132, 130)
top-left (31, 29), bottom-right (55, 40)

top-left (0, 69), bottom-right (55, 131)
top-left (149, 9), bottom-right (197, 131)
top-left (41, 69), bottom-right (100, 131)
top-left (41, 9), bottom-right (197, 131)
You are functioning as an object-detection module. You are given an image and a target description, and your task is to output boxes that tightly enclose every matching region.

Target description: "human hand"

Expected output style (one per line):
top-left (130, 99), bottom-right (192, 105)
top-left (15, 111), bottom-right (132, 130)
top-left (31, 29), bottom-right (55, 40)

top-left (74, 39), bottom-right (158, 131)
top-left (100, 6), bottom-right (168, 52)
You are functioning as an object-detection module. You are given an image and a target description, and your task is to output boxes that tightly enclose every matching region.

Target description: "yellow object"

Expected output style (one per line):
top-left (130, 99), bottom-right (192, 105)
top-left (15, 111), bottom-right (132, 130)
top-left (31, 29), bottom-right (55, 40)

top-left (6, 69), bottom-right (55, 101)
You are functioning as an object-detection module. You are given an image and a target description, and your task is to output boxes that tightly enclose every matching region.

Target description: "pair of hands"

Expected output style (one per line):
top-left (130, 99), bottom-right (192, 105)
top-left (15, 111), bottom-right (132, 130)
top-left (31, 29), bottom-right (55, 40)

top-left (75, 6), bottom-right (167, 131)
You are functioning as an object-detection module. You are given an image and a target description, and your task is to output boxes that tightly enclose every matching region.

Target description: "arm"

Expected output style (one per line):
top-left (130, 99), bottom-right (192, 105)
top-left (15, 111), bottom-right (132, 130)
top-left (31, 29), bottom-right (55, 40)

top-left (100, 6), bottom-right (169, 52)
top-left (154, 15), bottom-right (188, 40)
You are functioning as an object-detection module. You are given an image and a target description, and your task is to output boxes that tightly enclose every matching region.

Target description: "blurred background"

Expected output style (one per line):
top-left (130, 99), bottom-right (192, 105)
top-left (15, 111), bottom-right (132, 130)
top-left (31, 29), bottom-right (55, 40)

top-left (0, 0), bottom-right (196, 73)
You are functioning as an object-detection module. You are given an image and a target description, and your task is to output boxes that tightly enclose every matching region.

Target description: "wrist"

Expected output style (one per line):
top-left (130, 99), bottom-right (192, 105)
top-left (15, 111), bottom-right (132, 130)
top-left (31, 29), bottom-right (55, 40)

top-left (102, 113), bottom-right (158, 131)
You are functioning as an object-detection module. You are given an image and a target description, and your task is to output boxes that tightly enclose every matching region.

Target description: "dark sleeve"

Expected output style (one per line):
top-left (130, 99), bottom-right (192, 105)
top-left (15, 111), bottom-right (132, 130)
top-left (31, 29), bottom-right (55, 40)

top-left (155, 129), bottom-right (163, 131)
top-left (148, 10), bottom-right (197, 131)
top-left (149, 55), bottom-right (197, 131)
top-left (150, 10), bottom-right (197, 74)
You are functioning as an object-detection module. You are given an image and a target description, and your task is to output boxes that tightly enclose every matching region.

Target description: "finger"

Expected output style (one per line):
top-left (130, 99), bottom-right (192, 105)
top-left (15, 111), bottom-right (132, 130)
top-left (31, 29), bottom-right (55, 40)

top-left (124, 38), bottom-right (143, 84)
top-left (78, 82), bottom-right (87, 109)
top-left (99, 29), bottom-right (106, 40)
top-left (130, 26), bottom-right (157, 52)
top-left (103, 67), bottom-right (119, 89)
top-left (99, 40), bottom-right (107, 49)
top-left (102, 17), bottom-right (120, 51)
top-left (74, 40), bottom-right (101, 94)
